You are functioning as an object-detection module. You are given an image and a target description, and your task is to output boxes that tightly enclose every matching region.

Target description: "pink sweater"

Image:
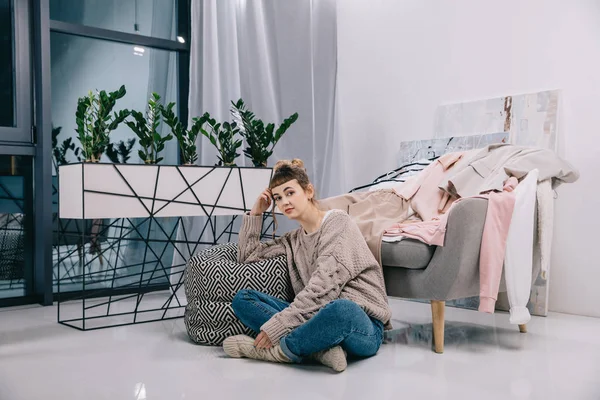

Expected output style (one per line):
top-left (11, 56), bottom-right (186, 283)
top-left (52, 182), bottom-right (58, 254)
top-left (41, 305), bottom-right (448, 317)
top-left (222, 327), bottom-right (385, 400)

top-left (394, 152), bottom-right (464, 220)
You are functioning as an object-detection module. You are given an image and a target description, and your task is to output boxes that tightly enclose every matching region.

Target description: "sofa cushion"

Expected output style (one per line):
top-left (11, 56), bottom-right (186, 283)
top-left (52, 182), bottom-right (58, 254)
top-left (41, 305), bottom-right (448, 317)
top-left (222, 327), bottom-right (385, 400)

top-left (381, 239), bottom-right (435, 269)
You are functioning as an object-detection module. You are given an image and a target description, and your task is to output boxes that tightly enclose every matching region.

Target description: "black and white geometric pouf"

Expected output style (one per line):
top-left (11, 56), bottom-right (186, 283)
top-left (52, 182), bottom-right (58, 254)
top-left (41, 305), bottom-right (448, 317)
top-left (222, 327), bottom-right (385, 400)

top-left (184, 242), bottom-right (293, 346)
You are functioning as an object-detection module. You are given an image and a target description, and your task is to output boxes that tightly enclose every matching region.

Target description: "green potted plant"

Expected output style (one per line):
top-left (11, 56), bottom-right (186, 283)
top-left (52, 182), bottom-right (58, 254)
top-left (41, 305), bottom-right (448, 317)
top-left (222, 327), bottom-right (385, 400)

top-left (75, 85), bottom-right (130, 162)
top-left (125, 93), bottom-right (173, 164)
top-left (106, 139), bottom-right (136, 164)
top-left (230, 99), bottom-right (298, 167)
top-left (161, 102), bottom-right (205, 165)
top-left (200, 113), bottom-right (243, 167)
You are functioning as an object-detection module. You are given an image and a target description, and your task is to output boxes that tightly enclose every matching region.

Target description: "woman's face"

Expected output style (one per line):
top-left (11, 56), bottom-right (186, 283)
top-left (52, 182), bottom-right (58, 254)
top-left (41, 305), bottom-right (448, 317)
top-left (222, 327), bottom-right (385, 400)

top-left (271, 179), bottom-right (314, 220)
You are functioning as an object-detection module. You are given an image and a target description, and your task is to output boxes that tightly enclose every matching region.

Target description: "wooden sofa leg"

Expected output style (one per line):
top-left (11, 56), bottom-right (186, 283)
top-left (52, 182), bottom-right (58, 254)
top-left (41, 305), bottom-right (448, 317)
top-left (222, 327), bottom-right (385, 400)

top-left (431, 300), bottom-right (445, 354)
top-left (518, 324), bottom-right (527, 333)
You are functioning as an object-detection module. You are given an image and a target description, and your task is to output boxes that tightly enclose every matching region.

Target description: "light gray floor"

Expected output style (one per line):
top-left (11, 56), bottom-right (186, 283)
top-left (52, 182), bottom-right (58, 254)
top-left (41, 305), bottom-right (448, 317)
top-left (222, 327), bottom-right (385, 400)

top-left (1, 297), bottom-right (599, 400)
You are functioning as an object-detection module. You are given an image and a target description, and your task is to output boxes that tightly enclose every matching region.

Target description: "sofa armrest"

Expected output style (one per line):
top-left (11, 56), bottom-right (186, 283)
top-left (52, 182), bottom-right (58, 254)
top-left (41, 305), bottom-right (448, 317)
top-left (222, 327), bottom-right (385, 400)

top-left (441, 197), bottom-right (489, 247)
top-left (424, 197), bottom-right (489, 299)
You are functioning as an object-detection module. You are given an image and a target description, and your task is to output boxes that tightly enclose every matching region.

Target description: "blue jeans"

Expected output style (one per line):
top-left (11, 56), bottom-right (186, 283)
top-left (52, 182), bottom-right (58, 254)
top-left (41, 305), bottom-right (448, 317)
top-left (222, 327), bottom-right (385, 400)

top-left (231, 289), bottom-right (384, 362)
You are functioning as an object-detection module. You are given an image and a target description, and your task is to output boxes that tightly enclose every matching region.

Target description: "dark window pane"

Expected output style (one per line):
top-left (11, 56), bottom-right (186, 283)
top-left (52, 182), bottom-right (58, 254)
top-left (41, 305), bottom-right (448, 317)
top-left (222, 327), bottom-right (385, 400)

top-left (50, 0), bottom-right (181, 42)
top-left (0, 0), bottom-right (15, 127)
top-left (50, 32), bottom-right (179, 166)
top-left (0, 155), bottom-right (33, 299)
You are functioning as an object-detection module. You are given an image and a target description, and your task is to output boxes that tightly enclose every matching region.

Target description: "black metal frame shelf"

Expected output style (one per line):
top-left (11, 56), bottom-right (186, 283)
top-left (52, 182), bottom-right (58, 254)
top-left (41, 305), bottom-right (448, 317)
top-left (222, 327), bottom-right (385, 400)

top-left (55, 163), bottom-right (275, 330)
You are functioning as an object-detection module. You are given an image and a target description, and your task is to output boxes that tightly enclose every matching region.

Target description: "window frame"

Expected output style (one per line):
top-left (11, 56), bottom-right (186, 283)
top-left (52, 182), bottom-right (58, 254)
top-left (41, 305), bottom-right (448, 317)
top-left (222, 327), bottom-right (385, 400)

top-left (0, 0), bottom-right (33, 144)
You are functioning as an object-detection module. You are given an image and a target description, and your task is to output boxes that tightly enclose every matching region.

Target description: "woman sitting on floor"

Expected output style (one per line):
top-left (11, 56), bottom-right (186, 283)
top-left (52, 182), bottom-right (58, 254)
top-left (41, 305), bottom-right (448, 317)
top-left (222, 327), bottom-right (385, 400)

top-left (223, 159), bottom-right (391, 372)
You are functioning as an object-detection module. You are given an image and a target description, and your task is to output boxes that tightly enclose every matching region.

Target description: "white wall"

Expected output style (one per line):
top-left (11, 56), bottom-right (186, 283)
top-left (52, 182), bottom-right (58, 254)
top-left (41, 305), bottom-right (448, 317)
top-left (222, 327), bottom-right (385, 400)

top-left (336, 0), bottom-right (600, 317)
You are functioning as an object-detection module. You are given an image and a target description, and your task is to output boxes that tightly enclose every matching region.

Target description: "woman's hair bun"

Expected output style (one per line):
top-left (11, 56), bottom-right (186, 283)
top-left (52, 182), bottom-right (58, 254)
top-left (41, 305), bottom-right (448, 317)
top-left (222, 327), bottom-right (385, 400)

top-left (273, 158), bottom-right (305, 172)
top-left (290, 158), bottom-right (305, 169)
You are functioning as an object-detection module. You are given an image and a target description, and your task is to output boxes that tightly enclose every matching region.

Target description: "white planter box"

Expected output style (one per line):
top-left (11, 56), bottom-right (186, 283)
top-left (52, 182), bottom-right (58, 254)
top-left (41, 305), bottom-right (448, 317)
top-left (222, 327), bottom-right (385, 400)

top-left (58, 163), bottom-right (273, 219)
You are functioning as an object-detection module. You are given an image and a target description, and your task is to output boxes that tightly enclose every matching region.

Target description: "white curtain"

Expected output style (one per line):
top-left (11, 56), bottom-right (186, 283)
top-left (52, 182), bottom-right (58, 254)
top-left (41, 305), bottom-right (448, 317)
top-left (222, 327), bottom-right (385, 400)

top-left (171, 0), bottom-right (342, 275)
top-left (189, 0), bottom-right (341, 195)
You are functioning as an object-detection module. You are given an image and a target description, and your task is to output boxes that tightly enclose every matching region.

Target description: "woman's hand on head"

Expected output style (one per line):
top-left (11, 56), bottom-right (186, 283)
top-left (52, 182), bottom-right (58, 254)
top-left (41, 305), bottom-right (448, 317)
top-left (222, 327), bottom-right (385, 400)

top-left (254, 331), bottom-right (273, 349)
top-left (250, 188), bottom-right (272, 216)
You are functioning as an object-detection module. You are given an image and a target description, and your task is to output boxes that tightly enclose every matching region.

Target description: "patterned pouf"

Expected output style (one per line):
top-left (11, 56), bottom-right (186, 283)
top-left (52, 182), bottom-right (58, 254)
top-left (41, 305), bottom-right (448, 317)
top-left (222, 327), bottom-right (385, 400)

top-left (184, 242), bottom-right (293, 346)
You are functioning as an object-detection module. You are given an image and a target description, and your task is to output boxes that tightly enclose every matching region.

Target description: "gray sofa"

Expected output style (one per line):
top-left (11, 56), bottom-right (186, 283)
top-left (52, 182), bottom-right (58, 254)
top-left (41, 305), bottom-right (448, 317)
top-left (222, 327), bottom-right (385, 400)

top-left (380, 197), bottom-right (527, 353)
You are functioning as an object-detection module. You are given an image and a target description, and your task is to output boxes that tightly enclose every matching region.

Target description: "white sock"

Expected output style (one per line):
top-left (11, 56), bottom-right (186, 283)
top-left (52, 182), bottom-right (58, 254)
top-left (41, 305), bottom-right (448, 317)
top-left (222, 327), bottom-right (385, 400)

top-left (223, 335), bottom-right (292, 364)
top-left (311, 346), bottom-right (347, 372)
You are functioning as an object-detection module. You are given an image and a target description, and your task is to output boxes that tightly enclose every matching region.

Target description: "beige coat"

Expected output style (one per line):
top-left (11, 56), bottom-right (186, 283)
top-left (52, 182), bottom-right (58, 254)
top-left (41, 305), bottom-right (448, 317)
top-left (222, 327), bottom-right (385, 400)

top-left (439, 144), bottom-right (580, 198)
top-left (319, 189), bottom-right (409, 265)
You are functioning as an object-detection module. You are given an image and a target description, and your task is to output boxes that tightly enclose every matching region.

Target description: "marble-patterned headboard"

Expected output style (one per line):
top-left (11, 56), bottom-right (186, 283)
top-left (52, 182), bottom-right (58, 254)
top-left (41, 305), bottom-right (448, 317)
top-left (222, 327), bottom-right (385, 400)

top-left (433, 90), bottom-right (560, 152)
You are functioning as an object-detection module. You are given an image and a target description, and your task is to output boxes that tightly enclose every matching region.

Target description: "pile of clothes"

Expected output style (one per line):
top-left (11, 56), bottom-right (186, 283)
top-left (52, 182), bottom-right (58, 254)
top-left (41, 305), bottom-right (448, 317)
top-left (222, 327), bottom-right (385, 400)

top-left (320, 143), bottom-right (579, 323)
